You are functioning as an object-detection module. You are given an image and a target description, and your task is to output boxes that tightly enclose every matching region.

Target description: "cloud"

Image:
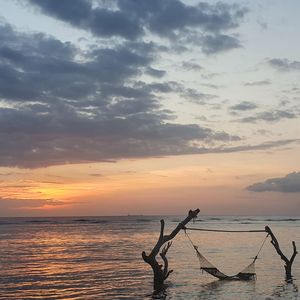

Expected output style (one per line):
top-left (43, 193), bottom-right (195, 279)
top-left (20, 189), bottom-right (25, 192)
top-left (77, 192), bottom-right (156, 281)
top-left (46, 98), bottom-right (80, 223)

top-left (182, 89), bottom-right (217, 104)
top-left (181, 61), bottom-right (203, 71)
top-left (89, 173), bottom-right (104, 177)
top-left (0, 10), bottom-right (294, 169)
top-left (0, 23), bottom-right (157, 103)
top-left (244, 80), bottom-right (271, 86)
top-left (201, 34), bottom-right (241, 54)
top-left (28, 0), bottom-right (247, 54)
top-left (230, 101), bottom-right (257, 111)
top-left (206, 139), bottom-right (300, 154)
top-left (0, 106), bottom-right (242, 168)
top-left (268, 58), bottom-right (300, 72)
top-left (257, 19), bottom-right (268, 30)
top-left (201, 83), bottom-right (221, 89)
top-left (0, 22), bottom-right (246, 168)
top-left (145, 67), bottom-right (166, 78)
top-left (236, 110), bottom-right (298, 123)
top-left (29, 0), bottom-right (143, 40)
top-left (247, 172), bottom-right (300, 193)
top-left (0, 172), bottom-right (26, 176)
top-left (0, 197), bottom-right (67, 210)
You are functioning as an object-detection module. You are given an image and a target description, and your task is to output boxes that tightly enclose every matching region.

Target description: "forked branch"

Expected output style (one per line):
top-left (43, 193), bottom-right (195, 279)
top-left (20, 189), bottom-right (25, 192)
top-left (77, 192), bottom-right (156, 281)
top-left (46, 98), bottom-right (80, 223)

top-left (142, 209), bottom-right (200, 292)
top-left (160, 242), bottom-right (173, 279)
top-left (265, 226), bottom-right (298, 281)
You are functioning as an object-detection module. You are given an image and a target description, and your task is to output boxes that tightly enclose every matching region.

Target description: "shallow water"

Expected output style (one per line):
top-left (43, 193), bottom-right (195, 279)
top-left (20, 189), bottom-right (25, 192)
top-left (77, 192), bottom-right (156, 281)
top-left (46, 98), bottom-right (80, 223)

top-left (0, 215), bottom-right (299, 299)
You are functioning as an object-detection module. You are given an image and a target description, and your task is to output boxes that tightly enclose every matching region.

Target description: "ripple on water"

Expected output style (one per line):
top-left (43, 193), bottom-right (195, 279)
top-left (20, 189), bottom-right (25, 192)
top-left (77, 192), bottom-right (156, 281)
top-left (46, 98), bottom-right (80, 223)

top-left (0, 216), bottom-right (299, 299)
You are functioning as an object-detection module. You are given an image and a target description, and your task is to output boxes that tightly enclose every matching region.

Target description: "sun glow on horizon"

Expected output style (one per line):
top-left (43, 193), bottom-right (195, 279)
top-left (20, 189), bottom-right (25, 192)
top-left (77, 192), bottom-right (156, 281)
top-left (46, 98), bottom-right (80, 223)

top-left (1, 146), bottom-right (299, 216)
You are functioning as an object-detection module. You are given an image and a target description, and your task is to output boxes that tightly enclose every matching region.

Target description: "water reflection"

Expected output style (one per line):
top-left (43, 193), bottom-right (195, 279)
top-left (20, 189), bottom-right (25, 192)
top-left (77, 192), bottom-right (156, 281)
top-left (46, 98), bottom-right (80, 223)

top-left (271, 281), bottom-right (298, 299)
top-left (0, 216), bottom-right (299, 299)
top-left (195, 279), bottom-right (257, 300)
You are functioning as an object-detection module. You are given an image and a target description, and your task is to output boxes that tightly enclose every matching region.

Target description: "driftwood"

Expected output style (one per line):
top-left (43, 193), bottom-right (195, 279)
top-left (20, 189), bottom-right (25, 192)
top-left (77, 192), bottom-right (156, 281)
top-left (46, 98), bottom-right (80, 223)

top-left (265, 226), bottom-right (298, 281)
top-left (142, 209), bottom-right (200, 292)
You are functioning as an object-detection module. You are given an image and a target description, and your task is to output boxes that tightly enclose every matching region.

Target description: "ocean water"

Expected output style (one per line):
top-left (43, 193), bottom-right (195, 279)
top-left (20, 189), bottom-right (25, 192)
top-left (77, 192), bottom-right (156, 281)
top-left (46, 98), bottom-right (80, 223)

top-left (0, 215), bottom-right (299, 299)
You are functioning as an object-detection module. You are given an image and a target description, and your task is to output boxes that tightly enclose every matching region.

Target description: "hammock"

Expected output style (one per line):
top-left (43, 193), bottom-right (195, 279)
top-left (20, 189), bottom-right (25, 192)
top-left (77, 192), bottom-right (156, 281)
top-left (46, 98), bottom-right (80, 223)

top-left (183, 226), bottom-right (269, 281)
top-left (194, 245), bottom-right (256, 280)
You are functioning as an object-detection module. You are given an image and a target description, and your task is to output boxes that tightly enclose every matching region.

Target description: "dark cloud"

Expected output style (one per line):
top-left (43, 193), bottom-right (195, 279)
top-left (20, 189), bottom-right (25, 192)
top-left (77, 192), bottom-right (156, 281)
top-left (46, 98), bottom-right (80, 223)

top-left (236, 110), bottom-right (298, 123)
top-left (181, 61), bottom-right (203, 71)
top-left (135, 81), bottom-right (217, 104)
top-left (0, 7), bottom-right (294, 170)
top-left (89, 173), bottom-right (104, 177)
top-left (0, 22), bottom-right (244, 168)
top-left (0, 104), bottom-right (241, 168)
top-left (257, 19), bottom-right (268, 30)
top-left (244, 80), bottom-right (271, 86)
top-left (29, 0), bottom-right (142, 40)
top-left (182, 89), bottom-right (217, 104)
top-left (1, 135), bottom-right (298, 169)
top-left (212, 139), bottom-right (300, 154)
top-left (230, 101), bottom-right (257, 111)
top-left (247, 172), bottom-right (300, 193)
top-left (0, 23), bottom-right (156, 103)
top-left (268, 58), bottom-right (300, 72)
top-left (28, 0), bottom-right (247, 54)
top-left (201, 34), bottom-right (241, 54)
top-left (255, 129), bottom-right (273, 137)
top-left (201, 72), bottom-right (220, 80)
top-left (145, 67), bottom-right (166, 78)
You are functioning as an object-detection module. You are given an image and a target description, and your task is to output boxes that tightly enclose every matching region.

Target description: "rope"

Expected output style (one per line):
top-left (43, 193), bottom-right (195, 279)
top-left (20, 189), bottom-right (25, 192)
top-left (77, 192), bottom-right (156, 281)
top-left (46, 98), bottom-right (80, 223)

top-left (184, 228), bottom-right (198, 250)
top-left (183, 227), bottom-right (269, 263)
top-left (253, 233), bottom-right (269, 262)
top-left (183, 228), bottom-right (269, 280)
top-left (184, 227), bottom-right (266, 233)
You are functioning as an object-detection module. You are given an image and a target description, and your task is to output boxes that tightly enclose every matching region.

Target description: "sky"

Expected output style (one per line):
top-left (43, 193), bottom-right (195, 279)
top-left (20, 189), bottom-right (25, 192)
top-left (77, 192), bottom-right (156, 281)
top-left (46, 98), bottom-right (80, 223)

top-left (0, 0), bottom-right (299, 217)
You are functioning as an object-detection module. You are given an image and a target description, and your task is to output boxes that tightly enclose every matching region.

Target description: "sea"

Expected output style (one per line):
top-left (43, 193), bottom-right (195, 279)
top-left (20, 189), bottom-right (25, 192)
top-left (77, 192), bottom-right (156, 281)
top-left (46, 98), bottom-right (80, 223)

top-left (0, 215), bottom-right (299, 299)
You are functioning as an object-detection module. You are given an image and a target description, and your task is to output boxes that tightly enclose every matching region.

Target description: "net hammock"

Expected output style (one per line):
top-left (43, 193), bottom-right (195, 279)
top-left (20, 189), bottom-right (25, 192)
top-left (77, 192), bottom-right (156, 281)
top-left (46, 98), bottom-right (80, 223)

top-left (183, 226), bottom-right (269, 281)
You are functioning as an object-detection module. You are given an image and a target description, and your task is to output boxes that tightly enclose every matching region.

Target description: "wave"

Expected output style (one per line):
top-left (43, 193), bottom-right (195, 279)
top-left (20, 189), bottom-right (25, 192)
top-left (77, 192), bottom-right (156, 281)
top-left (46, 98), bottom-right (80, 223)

top-left (73, 219), bottom-right (109, 224)
top-left (171, 219), bottom-right (181, 223)
top-left (264, 218), bottom-right (300, 222)
top-left (73, 218), bottom-right (90, 222)
top-left (232, 218), bottom-right (256, 222)
top-left (0, 218), bottom-right (110, 225)
top-left (26, 220), bottom-right (56, 223)
top-left (136, 218), bottom-right (154, 223)
top-left (0, 222), bottom-right (18, 225)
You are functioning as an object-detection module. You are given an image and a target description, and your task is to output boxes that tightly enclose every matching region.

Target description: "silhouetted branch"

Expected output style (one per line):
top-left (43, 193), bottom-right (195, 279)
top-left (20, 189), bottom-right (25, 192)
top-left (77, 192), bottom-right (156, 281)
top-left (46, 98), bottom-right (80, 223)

top-left (160, 242), bottom-right (173, 279)
top-left (265, 226), bottom-right (298, 281)
top-left (142, 208), bottom-right (200, 292)
top-left (290, 241), bottom-right (297, 265)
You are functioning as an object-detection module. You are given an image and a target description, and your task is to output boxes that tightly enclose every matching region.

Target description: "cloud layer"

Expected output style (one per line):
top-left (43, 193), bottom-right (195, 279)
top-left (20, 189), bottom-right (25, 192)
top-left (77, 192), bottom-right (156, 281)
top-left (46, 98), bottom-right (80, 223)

top-left (247, 172), bottom-right (300, 193)
top-left (1, 1), bottom-right (297, 169)
top-left (0, 20), bottom-right (242, 168)
top-left (29, 0), bottom-right (247, 54)
top-left (268, 58), bottom-right (300, 72)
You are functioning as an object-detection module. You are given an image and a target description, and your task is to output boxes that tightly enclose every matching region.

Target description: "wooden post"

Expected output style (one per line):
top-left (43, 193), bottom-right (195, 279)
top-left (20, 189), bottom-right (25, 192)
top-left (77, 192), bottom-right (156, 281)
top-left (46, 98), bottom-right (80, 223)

top-left (265, 226), bottom-right (298, 281)
top-left (142, 209), bottom-right (200, 293)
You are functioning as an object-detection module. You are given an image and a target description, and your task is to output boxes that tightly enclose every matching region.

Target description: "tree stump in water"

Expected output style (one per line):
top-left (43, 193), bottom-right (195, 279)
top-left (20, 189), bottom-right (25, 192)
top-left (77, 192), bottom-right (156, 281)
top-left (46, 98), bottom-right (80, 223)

top-left (265, 226), bottom-right (297, 281)
top-left (142, 209), bottom-right (200, 293)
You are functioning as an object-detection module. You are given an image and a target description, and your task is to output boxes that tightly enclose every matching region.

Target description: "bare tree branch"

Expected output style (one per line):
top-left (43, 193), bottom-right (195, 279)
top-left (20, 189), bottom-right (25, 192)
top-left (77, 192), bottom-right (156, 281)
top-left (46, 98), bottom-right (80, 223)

top-left (265, 226), bottom-right (297, 281)
top-left (290, 241), bottom-right (298, 265)
top-left (142, 208), bottom-right (200, 292)
top-left (160, 242), bottom-right (172, 278)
